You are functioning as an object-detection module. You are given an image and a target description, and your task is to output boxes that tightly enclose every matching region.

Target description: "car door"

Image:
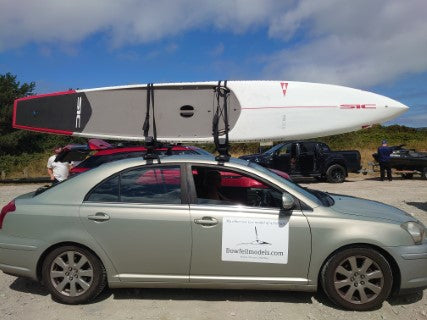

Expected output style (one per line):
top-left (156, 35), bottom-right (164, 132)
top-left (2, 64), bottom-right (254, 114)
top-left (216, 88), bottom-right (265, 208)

top-left (298, 142), bottom-right (316, 174)
top-left (79, 164), bottom-right (192, 282)
top-left (187, 164), bottom-right (311, 285)
top-left (272, 143), bottom-right (292, 172)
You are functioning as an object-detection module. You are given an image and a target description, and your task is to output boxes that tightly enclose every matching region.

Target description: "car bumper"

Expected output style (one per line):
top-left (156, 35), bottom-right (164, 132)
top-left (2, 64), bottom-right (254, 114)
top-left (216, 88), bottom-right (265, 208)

top-left (386, 240), bottom-right (427, 293)
top-left (0, 235), bottom-right (43, 280)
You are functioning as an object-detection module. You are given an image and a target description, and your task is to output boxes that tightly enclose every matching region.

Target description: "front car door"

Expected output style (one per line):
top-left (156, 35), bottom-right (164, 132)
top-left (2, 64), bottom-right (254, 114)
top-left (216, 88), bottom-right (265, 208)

top-left (298, 142), bottom-right (316, 174)
top-left (272, 143), bottom-right (293, 172)
top-left (187, 164), bottom-right (311, 286)
top-left (79, 164), bottom-right (191, 283)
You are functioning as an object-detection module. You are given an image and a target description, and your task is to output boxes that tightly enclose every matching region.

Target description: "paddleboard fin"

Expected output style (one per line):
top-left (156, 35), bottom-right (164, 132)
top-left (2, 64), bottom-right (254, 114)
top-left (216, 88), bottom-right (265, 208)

top-left (213, 80), bottom-right (231, 163)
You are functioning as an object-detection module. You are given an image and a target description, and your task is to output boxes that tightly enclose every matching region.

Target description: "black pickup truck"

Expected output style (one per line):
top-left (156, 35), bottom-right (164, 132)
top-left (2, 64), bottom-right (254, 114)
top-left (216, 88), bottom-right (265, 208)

top-left (240, 141), bottom-right (361, 183)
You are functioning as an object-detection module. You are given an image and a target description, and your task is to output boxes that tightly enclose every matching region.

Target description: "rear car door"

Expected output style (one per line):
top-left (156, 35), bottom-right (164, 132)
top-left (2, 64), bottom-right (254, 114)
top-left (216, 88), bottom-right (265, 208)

top-left (187, 165), bottom-right (311, 285)
top-left (79, 164), bottom-right (191, 282)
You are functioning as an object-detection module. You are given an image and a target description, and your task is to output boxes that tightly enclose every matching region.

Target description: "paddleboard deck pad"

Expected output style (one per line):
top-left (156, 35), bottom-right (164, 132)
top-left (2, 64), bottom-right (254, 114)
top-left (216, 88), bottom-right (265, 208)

top-left (13, 81), bottom-right (408, 142)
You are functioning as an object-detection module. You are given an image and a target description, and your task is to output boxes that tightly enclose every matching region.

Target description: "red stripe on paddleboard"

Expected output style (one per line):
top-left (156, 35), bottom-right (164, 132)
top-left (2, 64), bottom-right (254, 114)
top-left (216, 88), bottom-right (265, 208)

top-left (12, 90), bottom-right (76, 134)
top-left (242, 106), bottom-right (338, 110)
top-left (12, 124), bottom-right (73, 135)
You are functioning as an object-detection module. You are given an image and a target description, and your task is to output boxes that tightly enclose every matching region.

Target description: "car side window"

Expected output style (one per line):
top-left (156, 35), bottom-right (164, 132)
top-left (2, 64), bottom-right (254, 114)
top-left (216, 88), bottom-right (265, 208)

top-left (86, 165), bottom-right (181, 204)
top-left (86, 175), bottom-right (119, 202)
top-left (277, 144), bottom-right (291, 156)
top-left (120, 166), bottom-right (181, 204)
top-left (319, 143), bottom-right (330, 152)
top-left (192, 166), bottom-right (284, 209)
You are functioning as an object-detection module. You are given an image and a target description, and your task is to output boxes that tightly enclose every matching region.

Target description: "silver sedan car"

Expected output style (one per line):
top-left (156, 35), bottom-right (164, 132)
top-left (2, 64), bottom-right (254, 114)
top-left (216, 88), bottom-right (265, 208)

top-left (0, 155), bottom-right (426, 310)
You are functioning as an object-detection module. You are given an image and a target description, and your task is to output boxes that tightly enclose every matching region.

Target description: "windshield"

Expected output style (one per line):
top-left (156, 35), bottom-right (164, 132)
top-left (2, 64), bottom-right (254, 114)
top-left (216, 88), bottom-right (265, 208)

top-left (262, 144), bottom-right (282, 156)
top-left (247, 161), bottom-right (322, 206)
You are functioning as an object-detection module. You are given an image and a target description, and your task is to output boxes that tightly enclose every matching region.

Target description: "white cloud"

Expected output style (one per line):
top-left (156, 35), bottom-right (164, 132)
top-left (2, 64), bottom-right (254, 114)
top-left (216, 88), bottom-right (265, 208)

top-left (1, 0), bottom-right (426, 88)
top-left (263, 0), bottom-right (427, 87)
top-left (0, 0), bottom-right (288, 49)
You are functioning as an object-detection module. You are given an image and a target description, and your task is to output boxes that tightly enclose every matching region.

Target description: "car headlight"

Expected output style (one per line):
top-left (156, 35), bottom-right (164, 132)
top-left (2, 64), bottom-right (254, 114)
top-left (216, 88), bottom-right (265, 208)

top-left (401, 221), bottom-right (426, 245)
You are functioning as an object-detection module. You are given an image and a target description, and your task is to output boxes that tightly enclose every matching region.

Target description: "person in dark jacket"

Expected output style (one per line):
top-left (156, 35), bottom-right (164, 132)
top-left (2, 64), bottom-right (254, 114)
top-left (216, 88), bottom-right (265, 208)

top-left (377, 140), bottom-right (394, 181)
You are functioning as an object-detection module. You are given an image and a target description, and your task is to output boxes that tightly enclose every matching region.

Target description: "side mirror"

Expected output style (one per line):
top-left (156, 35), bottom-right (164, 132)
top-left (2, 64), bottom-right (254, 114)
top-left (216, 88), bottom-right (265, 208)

top-left (282, 193), bottom-right (295, 211)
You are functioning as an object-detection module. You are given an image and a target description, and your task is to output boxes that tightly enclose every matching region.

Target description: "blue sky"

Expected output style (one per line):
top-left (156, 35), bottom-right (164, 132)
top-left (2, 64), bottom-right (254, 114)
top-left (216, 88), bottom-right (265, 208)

top-left (1, 0), bottom-right (426, 127)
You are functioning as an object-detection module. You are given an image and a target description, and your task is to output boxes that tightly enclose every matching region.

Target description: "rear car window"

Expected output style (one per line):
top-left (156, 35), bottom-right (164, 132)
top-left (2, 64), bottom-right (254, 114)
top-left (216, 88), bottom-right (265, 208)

top-left (86, 165), bottom-right (181, 204)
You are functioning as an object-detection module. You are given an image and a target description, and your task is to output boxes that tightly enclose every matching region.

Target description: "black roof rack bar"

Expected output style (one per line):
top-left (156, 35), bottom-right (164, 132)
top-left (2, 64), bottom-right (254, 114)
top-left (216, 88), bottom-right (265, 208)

top-left (213, 80), bottom-right (231, 163)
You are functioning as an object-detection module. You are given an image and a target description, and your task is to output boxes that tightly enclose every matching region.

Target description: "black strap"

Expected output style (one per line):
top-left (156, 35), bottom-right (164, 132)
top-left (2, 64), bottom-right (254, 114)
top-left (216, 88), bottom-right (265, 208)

top-left (143, 83), bottom-right (151, 138)
top-left (213, 80), bottom-right (230, 162)
top-left (143, 83), bottom-right (160, 162)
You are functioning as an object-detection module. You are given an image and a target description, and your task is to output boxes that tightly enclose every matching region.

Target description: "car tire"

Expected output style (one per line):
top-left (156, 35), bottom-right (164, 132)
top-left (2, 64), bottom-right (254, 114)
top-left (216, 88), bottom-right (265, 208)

top-left (321, 247), bottom-right (393, 311)
top-left (326, 164), bottom-right (346, 183)
top-left (42, 245), bottom-right (107, 304)
top-left (422, 168), bottom-right (427, 180)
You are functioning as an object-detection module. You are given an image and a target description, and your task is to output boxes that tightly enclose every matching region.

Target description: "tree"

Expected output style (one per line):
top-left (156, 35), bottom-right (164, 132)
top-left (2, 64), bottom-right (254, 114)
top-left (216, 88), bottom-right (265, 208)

top-left (0, 72), bottom-right (35, 135)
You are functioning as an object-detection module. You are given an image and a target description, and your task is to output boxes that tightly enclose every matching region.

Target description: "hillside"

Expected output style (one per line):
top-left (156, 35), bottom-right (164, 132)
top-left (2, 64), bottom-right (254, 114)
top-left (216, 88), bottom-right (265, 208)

top-left (1, 124), bottom-right (426, 179)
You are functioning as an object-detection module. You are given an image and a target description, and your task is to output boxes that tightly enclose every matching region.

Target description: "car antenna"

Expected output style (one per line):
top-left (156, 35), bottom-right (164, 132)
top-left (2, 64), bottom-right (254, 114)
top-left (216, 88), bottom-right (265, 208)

top-left (213, 80), bottom-right (231, 163)
top-left (142, 83), bottom-right (160, 164)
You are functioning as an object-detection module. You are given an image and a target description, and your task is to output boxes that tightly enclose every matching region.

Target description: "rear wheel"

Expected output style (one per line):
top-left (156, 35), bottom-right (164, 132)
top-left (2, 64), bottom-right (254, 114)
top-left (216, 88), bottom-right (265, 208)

top-left (321, 247), bottom-right (393, 311)
top-left (326, 164), bottom-right (346, 183)
top-left (422, 168), bottom-right (427, 180)
top-left (42, 245), bottom-right (107, 304)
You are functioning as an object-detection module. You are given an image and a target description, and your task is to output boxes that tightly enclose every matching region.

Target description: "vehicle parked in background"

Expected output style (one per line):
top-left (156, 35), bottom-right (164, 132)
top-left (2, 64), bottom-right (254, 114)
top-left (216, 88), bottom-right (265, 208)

top-left (1, 155), bottom-right (426, 310)
top-left (240, 141), bottom-right (361, 183)
top-left (372, 147), bottom-right (427, 179)
top-left (68, 145), bottom-right (211, 175)
top-left (63, 143), bottom-right (291, 180)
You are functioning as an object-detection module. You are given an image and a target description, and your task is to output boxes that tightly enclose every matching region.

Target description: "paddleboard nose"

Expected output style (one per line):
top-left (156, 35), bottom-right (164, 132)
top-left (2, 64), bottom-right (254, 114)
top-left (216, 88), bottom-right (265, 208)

top-left (385, 99), bottom-right (409, 119)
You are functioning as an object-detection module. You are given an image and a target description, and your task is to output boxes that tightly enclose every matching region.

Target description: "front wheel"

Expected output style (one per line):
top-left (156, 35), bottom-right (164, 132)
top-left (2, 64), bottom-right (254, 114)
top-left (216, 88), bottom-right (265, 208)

top-left (326, 164), bottom-right (346, 183)
top-left (42, 245), bottom-right (107, 304)
top-left (321, 247), bottom-right (393, 311)
top-left (422, 168), bottom-right (427, 180)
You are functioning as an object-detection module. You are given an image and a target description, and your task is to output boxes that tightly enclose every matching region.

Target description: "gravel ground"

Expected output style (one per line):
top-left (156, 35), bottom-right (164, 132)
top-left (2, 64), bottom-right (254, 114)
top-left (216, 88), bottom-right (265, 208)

top-left (0, 177), bottom-right (426, 320)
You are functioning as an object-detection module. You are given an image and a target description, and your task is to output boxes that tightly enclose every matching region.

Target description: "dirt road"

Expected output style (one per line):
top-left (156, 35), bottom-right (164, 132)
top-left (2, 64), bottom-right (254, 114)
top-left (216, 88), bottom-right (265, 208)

top-left (0, 177), bottom-right (426, 320)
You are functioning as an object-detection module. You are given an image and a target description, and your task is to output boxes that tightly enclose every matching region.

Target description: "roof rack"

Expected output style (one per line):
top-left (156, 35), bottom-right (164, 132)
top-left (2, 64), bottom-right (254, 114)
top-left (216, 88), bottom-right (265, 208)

top-left (213, 80), bottom-right (231, 163)
top-left (140, 80), bottom-right (231, 163)
top-left (142, 83), bottom-right (160, 163)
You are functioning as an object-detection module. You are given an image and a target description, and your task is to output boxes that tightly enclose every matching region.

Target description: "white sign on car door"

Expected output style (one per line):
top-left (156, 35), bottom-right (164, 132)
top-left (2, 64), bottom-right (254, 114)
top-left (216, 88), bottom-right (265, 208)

top-left (222, 217), bottom-right (289, 264)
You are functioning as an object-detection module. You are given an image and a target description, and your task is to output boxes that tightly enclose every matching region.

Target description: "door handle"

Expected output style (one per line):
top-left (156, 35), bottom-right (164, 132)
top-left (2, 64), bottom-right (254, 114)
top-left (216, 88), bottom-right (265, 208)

top-left (87, 212), bottom-right (110, 222)
top-left (194, 217), bottom-right (218, 226)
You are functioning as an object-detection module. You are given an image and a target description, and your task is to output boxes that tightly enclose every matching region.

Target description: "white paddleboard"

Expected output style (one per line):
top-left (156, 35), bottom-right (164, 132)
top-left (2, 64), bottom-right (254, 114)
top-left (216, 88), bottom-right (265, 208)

top-left (13, 81), bottom-right (408, 142)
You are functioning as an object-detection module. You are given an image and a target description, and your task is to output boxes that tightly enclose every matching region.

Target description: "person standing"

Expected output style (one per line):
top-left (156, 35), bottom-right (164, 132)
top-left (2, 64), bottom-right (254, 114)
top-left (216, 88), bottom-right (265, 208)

top-left (47, 146), bottom-right (69, 184)
top-left (377, 140), bottom-right (394, 181)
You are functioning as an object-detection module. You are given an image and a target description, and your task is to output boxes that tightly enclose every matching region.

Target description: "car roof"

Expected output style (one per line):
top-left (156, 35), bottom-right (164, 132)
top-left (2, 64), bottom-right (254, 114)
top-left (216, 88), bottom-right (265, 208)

top-left (92, 154), bottom-right (251, 170)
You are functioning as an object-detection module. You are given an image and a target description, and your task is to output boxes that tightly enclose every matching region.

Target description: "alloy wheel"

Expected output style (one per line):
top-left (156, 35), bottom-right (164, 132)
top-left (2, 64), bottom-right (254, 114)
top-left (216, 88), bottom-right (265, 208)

top-left (333, 255), bottom-right (384, 305)
top-left (49, 250), bottom-right (94, 297)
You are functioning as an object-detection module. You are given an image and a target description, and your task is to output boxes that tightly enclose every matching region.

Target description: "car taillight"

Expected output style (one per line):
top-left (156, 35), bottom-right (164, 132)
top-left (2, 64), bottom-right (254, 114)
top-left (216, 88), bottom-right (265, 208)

top-left (0, 200), bottom-right (16, 229)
